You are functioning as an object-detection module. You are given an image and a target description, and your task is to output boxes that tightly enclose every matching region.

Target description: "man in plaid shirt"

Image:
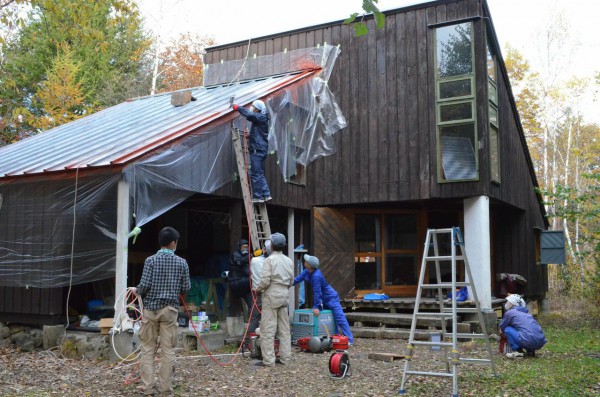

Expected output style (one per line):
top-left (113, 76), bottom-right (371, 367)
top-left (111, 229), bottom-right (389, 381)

top-left (134, 227), bottom-right (190, 396)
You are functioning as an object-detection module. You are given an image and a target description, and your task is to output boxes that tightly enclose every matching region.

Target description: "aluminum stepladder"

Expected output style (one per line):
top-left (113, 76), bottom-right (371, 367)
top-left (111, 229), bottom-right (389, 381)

top-left (399, 227), bottom-right (497, 397)
top-left (230, 124), bottom-right (271, 251)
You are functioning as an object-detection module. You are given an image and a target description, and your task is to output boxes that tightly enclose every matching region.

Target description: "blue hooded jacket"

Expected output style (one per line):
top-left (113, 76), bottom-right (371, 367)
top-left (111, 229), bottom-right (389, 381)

top-left (499, 306), bottom-right (547, 350)
top-left (293, 268), bottom-right (339, 309)
top-left (237, 107), bottom-right (269, 152)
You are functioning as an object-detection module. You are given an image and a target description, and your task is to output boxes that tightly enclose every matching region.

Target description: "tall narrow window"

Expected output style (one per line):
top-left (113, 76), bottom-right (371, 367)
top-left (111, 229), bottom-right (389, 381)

top-left (487, 35), bottom-right (500, 183)
top-left (435, 22), bottom-right (477, 182)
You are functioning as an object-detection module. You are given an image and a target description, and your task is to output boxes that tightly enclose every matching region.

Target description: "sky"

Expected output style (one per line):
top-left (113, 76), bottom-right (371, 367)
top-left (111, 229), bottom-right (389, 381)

top-left (136, 0), bottom-right (600, 123)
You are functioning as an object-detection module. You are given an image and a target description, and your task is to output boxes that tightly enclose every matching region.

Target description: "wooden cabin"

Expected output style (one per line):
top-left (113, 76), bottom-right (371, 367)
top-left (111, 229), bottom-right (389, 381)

top-left (0, 0), bottom-right (554, 325)
top-left (203, 0), bottom-right (551, 309)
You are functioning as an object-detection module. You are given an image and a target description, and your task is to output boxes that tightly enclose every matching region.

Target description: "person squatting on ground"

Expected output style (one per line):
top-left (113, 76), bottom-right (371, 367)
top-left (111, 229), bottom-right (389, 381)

top-left (499, 294), bottom-right (547, 358)
top-left (253, 233), bottom-right (294, 366)
top-left (293, 254), bottom-right (354, 345)
top-left (232, 100), bottom-right (272, 203)
top-left (249, 239), bottom-right (272, 334)
top-left (134, 227), bottom-right (191, 396)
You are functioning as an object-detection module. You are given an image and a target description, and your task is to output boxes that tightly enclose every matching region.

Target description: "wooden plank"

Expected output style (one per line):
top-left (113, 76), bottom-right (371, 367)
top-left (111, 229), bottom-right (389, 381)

top-left (416, 8), bottom-right (430, 200)
top-left (405, 10), bottom-right (419, 200)
top-left (313, 208), bottom-right (354, 298)
top-left (367, 18), bottom-right (379, 203)
top-left (396, 12), bottom-right (409, 200)
top-left (385, 13), bottom-right (399, 201)
top-left (368, 352), bottom-right (406, 362)
top-left (356, 24), bottom-right (370, 203)
top-left (339, 23), bottom-right (353, 205)
top-left (427, 6), bottom-right (441, 200)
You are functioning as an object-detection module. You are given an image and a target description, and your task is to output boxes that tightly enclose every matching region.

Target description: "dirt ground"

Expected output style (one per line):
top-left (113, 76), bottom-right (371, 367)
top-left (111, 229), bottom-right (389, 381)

top-left (0, 336), bottom-right (505, 397)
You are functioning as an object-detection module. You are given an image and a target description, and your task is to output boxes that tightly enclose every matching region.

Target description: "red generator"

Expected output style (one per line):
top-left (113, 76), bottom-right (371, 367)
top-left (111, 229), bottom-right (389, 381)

top-left (332, 335), bottom-right (349, 350)
top-left (297, 337), bottom-right (311, 352)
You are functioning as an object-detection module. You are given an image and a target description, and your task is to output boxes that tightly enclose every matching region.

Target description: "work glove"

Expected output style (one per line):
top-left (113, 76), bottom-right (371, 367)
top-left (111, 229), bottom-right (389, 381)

top-left (232, 104), bottom-right (239, 111)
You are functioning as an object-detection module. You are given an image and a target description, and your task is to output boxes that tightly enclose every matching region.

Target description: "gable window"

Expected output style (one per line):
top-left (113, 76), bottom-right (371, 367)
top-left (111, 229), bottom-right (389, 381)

top-left (487, 35), bottom-right (500, 183)
top-left (435, 22), bottom-right (477, 182)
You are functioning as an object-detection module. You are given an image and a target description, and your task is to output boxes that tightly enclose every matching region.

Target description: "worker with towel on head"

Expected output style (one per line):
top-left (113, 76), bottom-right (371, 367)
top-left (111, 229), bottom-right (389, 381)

top-left (231, 99), bottom-right (271, 203)
top-left (253, 233), bottom-right (294, 367)
top-left (293, 254), bottom-right (354, 345)
top-left (500, 294), bottom-right (547, 358)
top-left (248, 239), bottom-right (272, 334)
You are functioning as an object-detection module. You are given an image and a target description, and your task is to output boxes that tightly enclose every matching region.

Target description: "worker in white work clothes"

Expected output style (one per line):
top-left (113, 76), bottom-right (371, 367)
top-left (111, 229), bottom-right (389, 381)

top-left (133, 227), bottom-right (191, 396)
top-left (248, 239), bottom-right (271, 334)
top-left (253, 233), bottom-right (293, 367)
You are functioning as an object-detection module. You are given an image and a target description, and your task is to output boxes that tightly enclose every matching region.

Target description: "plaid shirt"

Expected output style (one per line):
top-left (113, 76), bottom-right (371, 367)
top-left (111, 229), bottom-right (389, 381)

top-left (136, 250), bottom-right (191, 311)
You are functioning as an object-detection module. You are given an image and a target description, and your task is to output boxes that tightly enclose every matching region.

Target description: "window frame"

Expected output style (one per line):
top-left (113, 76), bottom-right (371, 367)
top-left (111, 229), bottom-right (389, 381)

top-left (434, 21), bottom-right (478, 183)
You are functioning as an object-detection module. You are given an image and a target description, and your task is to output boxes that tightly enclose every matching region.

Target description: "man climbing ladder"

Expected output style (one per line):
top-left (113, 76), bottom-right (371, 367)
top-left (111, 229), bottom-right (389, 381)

top-left (231, 100), bottom-right (272, 203)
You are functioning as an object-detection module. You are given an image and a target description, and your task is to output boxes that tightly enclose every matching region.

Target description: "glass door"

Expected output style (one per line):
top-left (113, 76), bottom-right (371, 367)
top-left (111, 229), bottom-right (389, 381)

top-left (354, 211), bottom-right (421, 296)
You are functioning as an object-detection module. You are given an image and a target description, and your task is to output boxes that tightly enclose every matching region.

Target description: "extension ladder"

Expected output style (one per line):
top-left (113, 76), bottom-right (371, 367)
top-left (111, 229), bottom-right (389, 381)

top-left (399, 227), bottom-right (497, 397)
top-left (231, 124), bottom-right (272, 251)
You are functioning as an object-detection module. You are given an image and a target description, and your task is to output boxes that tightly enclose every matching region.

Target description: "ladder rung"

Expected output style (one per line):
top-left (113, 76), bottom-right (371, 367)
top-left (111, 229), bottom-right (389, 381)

top-left (415, 312), bottom-right (454, 317)
top-left (454, 333), bottom-right (487, 339)
top-left (425, 256), bottom-right (464, 261)
top-left (411, 341), bottom-right (454, 347)
top-left (458, 358), bottom-right (494, 364)
top-left (405, 370), bottom-right (453, 378)
top-left (421, 282), bottom-right (470, 288)
top-left (442, 308), bottom-right (480, 313)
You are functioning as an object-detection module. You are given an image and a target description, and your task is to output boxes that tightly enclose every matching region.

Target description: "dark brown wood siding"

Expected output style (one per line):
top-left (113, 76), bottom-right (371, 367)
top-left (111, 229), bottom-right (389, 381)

top-left (312, 208), bottom-right (355, 299)
top-left (205, 0), bottom-right (492, 207)
top-left (204, 0), bottom-right (548, 297)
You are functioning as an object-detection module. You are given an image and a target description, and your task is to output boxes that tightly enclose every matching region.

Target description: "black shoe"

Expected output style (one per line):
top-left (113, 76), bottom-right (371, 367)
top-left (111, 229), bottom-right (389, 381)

top-left (525, 350), bottom-right (536, 357)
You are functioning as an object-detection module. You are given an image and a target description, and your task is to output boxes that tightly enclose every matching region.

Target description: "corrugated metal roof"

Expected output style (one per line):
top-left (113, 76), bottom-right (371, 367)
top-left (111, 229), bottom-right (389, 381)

top-left (0, 70), bottom-right (318, 179)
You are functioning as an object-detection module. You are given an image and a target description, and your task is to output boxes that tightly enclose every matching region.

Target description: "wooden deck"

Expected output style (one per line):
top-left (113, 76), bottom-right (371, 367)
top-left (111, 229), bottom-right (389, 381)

top-left (342, 297), bottom-right (505, 312)
top-left (342, 297), bottom-right (505, 339)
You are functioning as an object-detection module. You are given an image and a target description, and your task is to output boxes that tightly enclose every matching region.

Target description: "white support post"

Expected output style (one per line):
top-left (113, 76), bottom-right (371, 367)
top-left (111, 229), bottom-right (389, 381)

top-left (287, 208), bottom-right (295, 316)
top-left (463, 195), bottom-right (492, 309)
top-left (115, 179), bottom-right (130, 308)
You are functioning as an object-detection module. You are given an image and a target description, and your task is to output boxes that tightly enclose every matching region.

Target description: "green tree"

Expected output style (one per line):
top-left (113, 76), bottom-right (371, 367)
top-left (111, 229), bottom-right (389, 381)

top-left (0, 0), bottom-right (151, 144)
top-left (16, 44), bottom-right (92, 131)
top-left (344, 0), bottom-right (385, 37)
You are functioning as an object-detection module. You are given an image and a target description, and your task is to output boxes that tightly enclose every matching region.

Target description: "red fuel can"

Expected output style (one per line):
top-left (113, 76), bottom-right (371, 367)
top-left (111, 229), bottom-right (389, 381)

top-left (332, 334), bottom-right (349, 350)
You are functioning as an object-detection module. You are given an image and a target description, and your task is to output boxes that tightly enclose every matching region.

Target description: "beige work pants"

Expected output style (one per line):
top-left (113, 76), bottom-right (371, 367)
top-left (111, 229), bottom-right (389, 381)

top-left (260, 296), bottom-right (291, 365)
top-left (139, 306), bottom-right (179, 395)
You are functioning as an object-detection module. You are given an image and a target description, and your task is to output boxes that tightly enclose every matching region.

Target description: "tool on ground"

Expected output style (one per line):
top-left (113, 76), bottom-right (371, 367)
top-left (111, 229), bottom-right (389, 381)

top-left (243, 331), bottom-right (279, 359)
top-left (329, 350), bottom-right (351, 379)
top-left (399, 227), bottom-right (498, 397)
top-left (231, 124), bottom-right (271, 251)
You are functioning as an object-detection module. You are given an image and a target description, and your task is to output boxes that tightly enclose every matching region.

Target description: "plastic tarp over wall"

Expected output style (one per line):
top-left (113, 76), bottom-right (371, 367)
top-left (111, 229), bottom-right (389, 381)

top-left (0, 45), bottom-right (346, 288)
top-left (0, 171), bottom-right (120, 287)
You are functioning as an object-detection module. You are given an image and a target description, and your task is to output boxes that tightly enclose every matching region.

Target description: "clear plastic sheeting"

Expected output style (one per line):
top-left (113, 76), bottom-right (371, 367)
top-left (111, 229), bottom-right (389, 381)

top-left (0, 171), bottom-right (120, 288)
top-left (0, 45), bottom-right (347, 288)
top-left (204, 45), bottom-right (341, 87)
top-left (123, 124), bottom-right (234, 228)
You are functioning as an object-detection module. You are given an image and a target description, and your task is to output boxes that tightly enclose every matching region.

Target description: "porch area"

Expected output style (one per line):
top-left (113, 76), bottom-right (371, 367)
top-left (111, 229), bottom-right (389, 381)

top-left (342, 297), bottom-right (505, 340)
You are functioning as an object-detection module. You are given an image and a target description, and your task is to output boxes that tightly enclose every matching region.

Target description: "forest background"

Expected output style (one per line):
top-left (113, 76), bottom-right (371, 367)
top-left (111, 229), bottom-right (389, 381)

top-left (0, 0), bottom-right (598, 306)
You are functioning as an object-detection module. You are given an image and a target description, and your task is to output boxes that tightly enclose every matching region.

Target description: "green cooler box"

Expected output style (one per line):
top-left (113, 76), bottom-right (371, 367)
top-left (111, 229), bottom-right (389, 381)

top-left (291, 309), bottom-right (337, 342)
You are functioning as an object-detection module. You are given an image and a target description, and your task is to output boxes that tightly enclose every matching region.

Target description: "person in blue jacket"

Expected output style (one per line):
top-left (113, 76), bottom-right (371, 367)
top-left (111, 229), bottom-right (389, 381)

top-left (293, 254), bottom-right (354, 345)
top-left (232, 100), bottom-right (271, 203)
top-left (499, 294), bottom-right (547, 358)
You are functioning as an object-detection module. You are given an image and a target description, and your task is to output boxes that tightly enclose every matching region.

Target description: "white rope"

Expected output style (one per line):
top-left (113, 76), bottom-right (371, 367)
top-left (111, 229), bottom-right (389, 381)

top-left (111, 287), bottom-right (143, 362)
